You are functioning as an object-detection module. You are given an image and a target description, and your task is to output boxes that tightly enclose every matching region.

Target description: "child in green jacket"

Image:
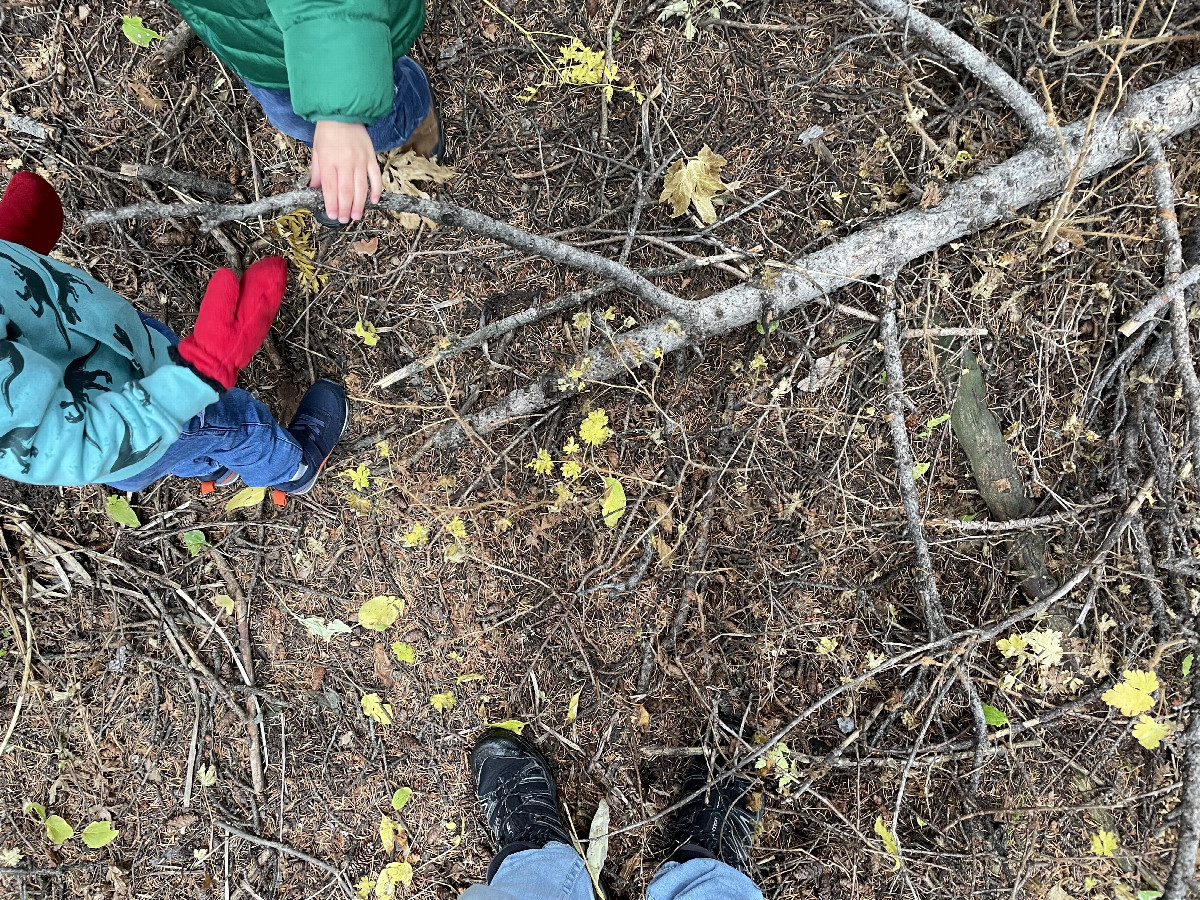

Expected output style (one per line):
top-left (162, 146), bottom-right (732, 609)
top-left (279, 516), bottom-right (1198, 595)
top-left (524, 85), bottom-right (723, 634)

top-left (169, 0), bottom-right (441, 226)
top-left (0, 172), bottom-right (348, 495)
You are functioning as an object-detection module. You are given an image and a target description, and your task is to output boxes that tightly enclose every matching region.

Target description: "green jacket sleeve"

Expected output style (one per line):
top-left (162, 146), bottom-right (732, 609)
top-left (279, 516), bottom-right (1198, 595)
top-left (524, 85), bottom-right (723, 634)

top-left (0, 337), bottom-right (219, 486)
top-left (265, 0), bottom-right (395, 122)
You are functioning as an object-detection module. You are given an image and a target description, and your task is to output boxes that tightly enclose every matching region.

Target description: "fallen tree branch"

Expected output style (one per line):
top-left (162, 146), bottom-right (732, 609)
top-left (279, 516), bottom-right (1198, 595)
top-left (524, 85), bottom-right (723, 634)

top-left (146, 20), bottom-right (195, 74)
top-left (426, 64), bottom-right (1200, 449)
top-left (119, 162), bottom-right (243, 201)
top-left (863, 0), bottom-right (1053, 141)
top-left (880, 282), bottom-right (950, 641)
top-left (1118, 265), bottom-right (1200, 336)
top-left (83, 189), bottom-right (697, 325)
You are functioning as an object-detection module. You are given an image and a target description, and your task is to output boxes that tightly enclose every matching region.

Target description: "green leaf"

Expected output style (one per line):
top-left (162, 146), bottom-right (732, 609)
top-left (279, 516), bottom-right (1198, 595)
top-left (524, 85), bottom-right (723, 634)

top-left (601, 476), bottom-right (626, 528)
top-left (81, 821), bottom-right (119, 849)
top-left (358, 595), bottom-right (404, 631)
top-left (488, 719), bottom-right (526, 735)
top-left (182, 530), bottom-right (207, 556)
top-left (981, 704), bottom-right (1008, 727)
top-left (925, 413), bottom-right (951, 430)
top-left (22, 800), bottom-right (46, 822)
top-left (45, 815), bottom-right (74, 845)
top-left (295, 614), bottom-right (352, 642)
top-left (1138, 891), bottom-right (1163, 900)
top-left (391, 641), bottom-right (416, 664)
top-left (1184, 654), bottom-right (1194, 678)
top-left (121, 16), bottom-right (163, 47)
top-left (911, 462), bottom-right (930, 480)
top-left (391, 787), bottom-right (413, 811)
top-left (105, 495), bottom-right (141, 528)
top-left (225, 486), bottom-right (266, 512)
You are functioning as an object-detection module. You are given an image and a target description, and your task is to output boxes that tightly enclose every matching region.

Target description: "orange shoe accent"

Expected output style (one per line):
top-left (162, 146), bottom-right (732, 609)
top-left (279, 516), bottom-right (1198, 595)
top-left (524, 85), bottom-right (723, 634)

top-left (272, 489), bottom-right (287, 507)
top-left (200, 480), bottom-right (215, 494)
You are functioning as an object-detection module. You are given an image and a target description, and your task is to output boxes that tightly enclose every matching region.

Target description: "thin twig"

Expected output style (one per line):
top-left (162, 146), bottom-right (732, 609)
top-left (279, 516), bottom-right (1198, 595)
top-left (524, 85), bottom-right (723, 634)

top-left (215, 822), bottom-right (354, 899)
top-left (863, 0), bottom-right (1052, 141)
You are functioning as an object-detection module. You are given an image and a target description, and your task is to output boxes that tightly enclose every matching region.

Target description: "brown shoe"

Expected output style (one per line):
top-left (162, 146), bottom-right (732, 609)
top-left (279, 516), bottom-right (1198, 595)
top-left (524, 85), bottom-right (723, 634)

top-left (400, 104), bottom-right (444, 161)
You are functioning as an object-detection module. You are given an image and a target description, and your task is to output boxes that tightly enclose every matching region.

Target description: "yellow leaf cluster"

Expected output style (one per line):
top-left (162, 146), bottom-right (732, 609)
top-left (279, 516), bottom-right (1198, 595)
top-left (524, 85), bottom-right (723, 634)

top-left (272, 210), bottom-right (327, 292)
top-left (375, 861), bottom-right (413, 899)
top-left (529, 449), bottom-right (554, 475)
top-left (340, 463), bottom-right (372, 491)
top-left (557, 38), bottom-right (615, 89)
top-left (400, 523), bottom-right (428, 547)
top-left (579, 409), bottom-right (611, 446)
top-left (430, 691), bottom-right (456, 712)
top-left (1102, 669), bottom-right (1158, 716)
top-left (659, 146), bottom-right (733, 224)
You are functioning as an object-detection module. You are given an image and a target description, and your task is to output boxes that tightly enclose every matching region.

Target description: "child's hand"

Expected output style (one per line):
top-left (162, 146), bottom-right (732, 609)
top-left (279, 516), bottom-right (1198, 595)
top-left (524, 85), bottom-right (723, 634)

top-left (311, 121), bottom-right (383, 224)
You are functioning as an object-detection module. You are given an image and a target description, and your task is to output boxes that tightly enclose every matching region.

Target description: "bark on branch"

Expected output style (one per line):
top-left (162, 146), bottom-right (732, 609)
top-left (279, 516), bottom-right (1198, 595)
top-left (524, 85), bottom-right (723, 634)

top-left (429, 64), bottom-right (1200, 449)
top-left (83, 190), bottom-right (697, 325)
top-left (863, 0), bottom-right (1054, 141)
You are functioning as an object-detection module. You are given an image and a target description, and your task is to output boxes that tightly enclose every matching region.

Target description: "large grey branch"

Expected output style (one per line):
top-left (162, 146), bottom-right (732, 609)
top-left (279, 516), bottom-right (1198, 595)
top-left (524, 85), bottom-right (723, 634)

top-left (83, 189), bottom-right (697, 325)
top-left (428, 65), bottom-right (1200, 449)
top-left (863, 0), bottom-right (1054, 141)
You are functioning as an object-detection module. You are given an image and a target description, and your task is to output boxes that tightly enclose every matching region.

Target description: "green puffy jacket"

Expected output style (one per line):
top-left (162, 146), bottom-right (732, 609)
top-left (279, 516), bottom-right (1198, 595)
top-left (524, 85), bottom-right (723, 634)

top-left (170, 0), bottom-right (426, 123)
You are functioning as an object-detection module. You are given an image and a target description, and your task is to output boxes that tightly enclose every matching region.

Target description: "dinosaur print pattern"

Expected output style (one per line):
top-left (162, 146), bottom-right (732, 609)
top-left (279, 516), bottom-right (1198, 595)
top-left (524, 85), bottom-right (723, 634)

top-left (0, 339), bottom-right (23, 414)
top-left (0, 425), bottom-right (38, 473)
top-left (113, 417), bottom-right (161, 473)
top-left (0, 247), bottom-right (70, 348)
top-left (60, 343), bottom-right (113, 423)
top-left (36, 257), bottom-right (94, 327)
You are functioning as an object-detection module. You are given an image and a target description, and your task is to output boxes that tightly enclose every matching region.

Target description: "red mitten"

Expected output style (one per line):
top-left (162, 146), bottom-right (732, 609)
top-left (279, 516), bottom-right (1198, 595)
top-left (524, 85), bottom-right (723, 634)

top-left (176, 257), bottom-right (288, 390)
top-left (0, 171), bottom-right (64, 255)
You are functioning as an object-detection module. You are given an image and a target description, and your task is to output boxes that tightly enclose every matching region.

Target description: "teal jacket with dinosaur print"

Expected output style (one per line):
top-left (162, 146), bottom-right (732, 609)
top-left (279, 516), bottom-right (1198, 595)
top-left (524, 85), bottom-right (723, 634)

top-left (0, 240), bottom-right (219, 485)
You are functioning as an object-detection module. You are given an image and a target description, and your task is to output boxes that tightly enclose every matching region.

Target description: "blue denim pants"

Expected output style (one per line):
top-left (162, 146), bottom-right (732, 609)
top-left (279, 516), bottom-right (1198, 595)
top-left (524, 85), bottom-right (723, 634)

top-left (244, 56), bottom-right (432, 152)
top-left (459, 843), bottom-right (763, 900)
top-left (105, 315), bottom-right (303, 491)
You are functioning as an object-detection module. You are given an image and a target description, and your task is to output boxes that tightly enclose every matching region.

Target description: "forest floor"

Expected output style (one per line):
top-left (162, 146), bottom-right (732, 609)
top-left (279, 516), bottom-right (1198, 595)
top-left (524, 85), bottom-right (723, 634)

top-left (1, 0), bottom-right (1200, 898)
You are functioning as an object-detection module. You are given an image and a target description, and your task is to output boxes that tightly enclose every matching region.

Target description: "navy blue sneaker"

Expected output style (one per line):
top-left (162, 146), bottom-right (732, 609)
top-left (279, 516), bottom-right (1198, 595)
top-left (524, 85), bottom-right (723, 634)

top-left (275, 379), bottom-right (348, 495)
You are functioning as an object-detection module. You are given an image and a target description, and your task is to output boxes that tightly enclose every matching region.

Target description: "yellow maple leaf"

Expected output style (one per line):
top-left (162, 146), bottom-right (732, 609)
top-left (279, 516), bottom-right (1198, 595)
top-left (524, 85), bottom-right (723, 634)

top-left (659, 146), bottom-right (732, 224)
top-left (430, 691), bottom-right (456, 712)
top-left (362, 693), bottom-right (393, 725)
top-left (400, 523), bottom-right (428, 547)
top-left (1090, 829), bottom-right (1117, 857)
top-left (1102, 669), bottom-right (1157, 716)
top-left (1132, 715), bottom-right (1172, 749)
top-left (528, 449), bottom-right (554, 476)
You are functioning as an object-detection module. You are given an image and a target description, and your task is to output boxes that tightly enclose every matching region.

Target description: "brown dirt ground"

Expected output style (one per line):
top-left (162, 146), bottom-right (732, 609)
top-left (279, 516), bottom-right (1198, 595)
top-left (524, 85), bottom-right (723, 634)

top-left (2, 0), bottom-right (1200, 898)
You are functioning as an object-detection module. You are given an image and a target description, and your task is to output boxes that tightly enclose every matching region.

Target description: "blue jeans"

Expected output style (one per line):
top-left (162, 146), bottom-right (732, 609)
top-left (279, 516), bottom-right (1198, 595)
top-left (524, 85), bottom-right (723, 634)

top-left (105, 315), bottom-right (303, 491)
top-left (458, 843), bottom-right (763, 900)
top-left (244, 56), bottom-right (432, 151)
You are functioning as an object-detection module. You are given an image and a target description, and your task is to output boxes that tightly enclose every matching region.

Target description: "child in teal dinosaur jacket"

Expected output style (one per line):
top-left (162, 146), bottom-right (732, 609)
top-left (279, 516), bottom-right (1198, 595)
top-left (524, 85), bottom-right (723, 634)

top-left (0, 172), bottom-right (347, 494)
top-left (168, 0), bottom-right (441, 226)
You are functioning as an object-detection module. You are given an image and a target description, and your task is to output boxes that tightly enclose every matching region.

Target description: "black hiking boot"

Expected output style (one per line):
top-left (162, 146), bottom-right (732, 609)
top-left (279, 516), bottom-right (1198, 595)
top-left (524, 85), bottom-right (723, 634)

top-left (470, 728), bottom-right (572, 854)
top-left (274, 379), bottom-right (348, 495)
top-left (667, 756), bottom-right (762, 873)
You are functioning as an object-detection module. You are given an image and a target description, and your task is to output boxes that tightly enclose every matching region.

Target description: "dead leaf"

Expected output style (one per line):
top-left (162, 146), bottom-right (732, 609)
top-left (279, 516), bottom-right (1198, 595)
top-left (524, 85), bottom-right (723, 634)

top-left (380, 149), bottom-right (457, 197)
top-left (374, 642), bottom-right (396, 689)
top-left (992, 478), bottom-right (1012, 493)
top-left (352, 236), bottom-right (379, 256)
top-left (633, 704), bottom-right (650, 728)
top-left (919, 182), bottom-right (942, 209)
top-left (483, 22), bottom-right (498, 40)
top-left (659, 146), bottom-right (731, 224)
top-left (128, 81), bottom-right (164, 112)
top-left (310, 665), bottom-right (326, 691)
